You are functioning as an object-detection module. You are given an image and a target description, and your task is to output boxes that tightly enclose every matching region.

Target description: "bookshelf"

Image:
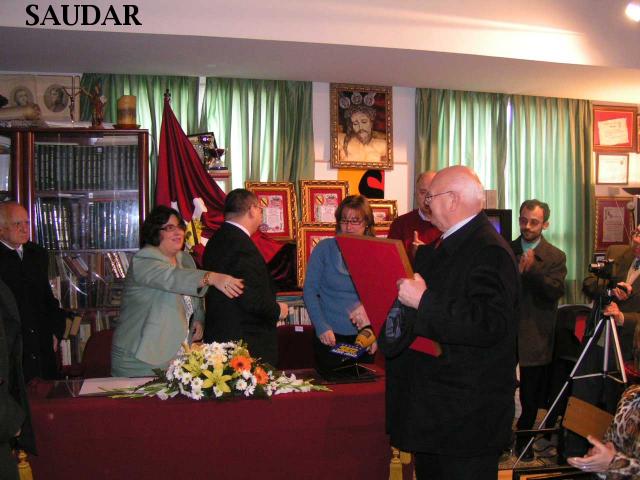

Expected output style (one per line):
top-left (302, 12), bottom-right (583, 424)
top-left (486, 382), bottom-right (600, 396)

top-left (2, 127), bottom-right (149, 371)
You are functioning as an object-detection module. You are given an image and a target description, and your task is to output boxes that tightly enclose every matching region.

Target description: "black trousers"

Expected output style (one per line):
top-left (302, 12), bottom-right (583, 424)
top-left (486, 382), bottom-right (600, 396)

top-left (517, 364), bottom-right (548, 432)
top-left (414, 451), bottom-right (499, 480)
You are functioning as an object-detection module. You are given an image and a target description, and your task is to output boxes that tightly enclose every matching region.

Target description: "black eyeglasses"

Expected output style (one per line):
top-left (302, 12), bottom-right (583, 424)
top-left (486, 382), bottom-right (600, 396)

top-left (339, 218), bottom-right (364, 226)
top-left (424, 191), bottom-right (453, 205)
top-left (160, 224), bottom-right (186, 232)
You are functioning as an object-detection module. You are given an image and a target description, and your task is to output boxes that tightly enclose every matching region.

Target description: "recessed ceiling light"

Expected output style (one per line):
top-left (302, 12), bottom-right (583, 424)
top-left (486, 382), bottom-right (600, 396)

top-left (626, 2), bottom-right (640, 22)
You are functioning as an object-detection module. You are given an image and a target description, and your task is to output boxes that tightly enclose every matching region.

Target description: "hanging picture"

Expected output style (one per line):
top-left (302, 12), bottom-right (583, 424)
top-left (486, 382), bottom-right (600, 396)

top-left (596, 153), bottom-right (629, 185)
top-left (593, 105), bottom-right (637, 153)
top-left (330, 83), bottom-right (393, 170)
top-left (296, 223), bottom-right (336, 287)
top-left (594, 196), bottom-right (634, 252)
top-left (300, 180), bottom-right (349, 223)
top-left (245, 181), bottom-right (297, 241)
top-left (368, 199), bottom-right (398, 223)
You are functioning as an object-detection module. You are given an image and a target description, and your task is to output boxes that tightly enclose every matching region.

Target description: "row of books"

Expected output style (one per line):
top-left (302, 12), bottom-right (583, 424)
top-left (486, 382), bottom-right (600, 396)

top-left (36, 197), bottom-right (140, 250)
top-left (34, 143), bottom-right (139, 191)
top-left (60, 310), bottom-right (119, 366)
top-left (276, 304), bottom-right (311, 327)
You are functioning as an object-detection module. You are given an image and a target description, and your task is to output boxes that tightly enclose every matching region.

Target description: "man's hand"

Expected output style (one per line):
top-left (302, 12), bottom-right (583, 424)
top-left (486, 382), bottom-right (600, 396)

top-left (519, 250), bottom-right (535, 273)
top-left (612, 282), bottom-right (632, 301)
top-left (278, 302), bottom-right (289, 321)
top-left (318, 330), bottom-right (336, 347)
top-left (53, 334), bottom-right (59, 353)
top-left (397, 273), bottom-right (428, 309)
top-left (410, 230), bottom-right (425, 257)
top-left (603, 302), bottom-right (624, 325)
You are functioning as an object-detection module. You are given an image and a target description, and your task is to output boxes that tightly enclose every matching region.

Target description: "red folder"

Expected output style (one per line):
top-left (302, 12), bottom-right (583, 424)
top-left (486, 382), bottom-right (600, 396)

top-left (336, 235), bottom-right (441, 356)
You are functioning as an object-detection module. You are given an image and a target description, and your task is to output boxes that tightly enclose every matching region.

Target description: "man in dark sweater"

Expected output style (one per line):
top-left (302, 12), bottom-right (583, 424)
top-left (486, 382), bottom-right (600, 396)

top-left (0, 202), bottom-right (66, 382)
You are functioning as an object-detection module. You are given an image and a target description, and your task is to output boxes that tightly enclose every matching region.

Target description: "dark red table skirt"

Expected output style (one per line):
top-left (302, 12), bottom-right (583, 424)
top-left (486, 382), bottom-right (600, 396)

top-left (27, 370), bottom-right (390, 479)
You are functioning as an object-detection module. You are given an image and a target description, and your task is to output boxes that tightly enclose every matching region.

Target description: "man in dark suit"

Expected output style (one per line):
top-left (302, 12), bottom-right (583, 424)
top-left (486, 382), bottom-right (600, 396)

top-left (203, 189), bottom-right (288, 365)
top-left (0, 202), bottom-right (66, 382)
top-left (394, 166), bottom-right (520, 480)
top-left (511, 199), bottom-right (566, 459)
top-left (0, 277), bottom-right (36, 480)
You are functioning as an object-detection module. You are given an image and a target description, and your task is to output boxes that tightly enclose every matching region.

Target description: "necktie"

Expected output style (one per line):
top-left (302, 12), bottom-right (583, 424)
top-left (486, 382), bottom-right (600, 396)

top-left (634, 258), bottom-right (640, 270)
top-left (16, 249), bottom-right (22, 260)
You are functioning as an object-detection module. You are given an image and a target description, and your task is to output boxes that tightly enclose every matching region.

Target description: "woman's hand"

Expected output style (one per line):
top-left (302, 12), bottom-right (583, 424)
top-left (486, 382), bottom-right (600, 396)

top-left (367, 340), bottom-right (378, 355)
top-left (191, 322), bottom-right (204, 342)
top-left (567, 435), bottom-right (616, 473)
top-left (349, 304), bottom-right (371, 330)
top-left (319, 330), bottom-right (336, 347)
top-left (208, 272), bottom-right (244, 298)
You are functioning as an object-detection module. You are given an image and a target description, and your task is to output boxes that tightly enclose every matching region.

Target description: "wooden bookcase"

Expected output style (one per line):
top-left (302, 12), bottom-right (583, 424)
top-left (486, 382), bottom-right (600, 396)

top-left (0, 127), bottom-right (149, 372)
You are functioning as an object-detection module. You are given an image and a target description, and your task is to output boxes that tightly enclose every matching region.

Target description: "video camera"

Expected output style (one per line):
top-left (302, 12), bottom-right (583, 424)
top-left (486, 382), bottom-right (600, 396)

top-left (588, 258), bottom-right (614, 279)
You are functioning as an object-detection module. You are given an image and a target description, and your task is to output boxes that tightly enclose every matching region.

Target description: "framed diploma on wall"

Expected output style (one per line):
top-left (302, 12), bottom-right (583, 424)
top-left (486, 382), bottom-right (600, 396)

top-left (593, 105), bottom-right (637, 153)
top-left (368, 199), bottom-right (397, 223)
top-left (300, 180), bottom-right (349, 223)
top-left (596, 153), bottom-right (629, 185)
top-left (594, 196), bottom-right (633, 252)
top-left (245, 181), bottom-right (297, 241)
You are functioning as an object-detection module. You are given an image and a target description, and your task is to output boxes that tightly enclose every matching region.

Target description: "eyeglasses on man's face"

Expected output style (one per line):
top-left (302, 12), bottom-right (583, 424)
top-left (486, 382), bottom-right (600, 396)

top-left (160, 224), bottom-right (186, 233)
top-left (339, 218), bottom-right (364, 226)
top-left (424, 191), bottom-right (453, 205)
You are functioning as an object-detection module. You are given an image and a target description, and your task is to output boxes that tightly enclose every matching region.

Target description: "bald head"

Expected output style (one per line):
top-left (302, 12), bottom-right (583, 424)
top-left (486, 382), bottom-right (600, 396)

top-left (415, 171), bottom-right (437, 217)
top-left (427, 166), bottom-right (484, 232)
top-left (0, 202), bottom-right (30, 248)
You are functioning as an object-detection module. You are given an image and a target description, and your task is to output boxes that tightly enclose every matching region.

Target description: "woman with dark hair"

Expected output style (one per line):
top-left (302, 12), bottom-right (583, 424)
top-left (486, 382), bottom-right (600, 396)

top-left (111, 205), bottom-right (244, 377)
top-left (303, 195), bottom-right (376, 372)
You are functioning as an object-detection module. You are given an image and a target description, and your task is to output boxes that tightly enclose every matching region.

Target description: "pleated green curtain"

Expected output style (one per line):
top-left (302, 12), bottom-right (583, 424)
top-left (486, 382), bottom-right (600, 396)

top-left (198, 78), bottom-right (314, 189)
top-left (415, 89), bottom-right (508, 204)
top-left (507, 95), bottom-right (593, 302)
top-left (79, 73), bottom-right (200, 202)
top-left (416, 88), bottom-right (593, 303)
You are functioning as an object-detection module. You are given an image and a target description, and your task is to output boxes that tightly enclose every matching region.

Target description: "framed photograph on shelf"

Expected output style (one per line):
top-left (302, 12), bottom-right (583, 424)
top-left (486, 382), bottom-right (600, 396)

top-left (245, 181), bottom-right (297, 241)
top-left (594, 196), bottom-right (633, 252)
top-left (300, 180), bottom-right (349, 223)
top-left (374, 221), bottom-right (392, 238)
top-left (593, 105), bottom-right (637, 152)
top-left (596, 153), bottom-right (629, 185)
top-left (296, 223), bottom-right (336, 287)
top-left (330, 83), bottom-right (393, 170)
top-left (368, 199), bottom-right (397, 223)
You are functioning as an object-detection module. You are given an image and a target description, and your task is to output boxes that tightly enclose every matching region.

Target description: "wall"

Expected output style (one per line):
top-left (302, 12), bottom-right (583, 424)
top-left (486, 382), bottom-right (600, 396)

top-left (312, 83), bottom-right (415, 216)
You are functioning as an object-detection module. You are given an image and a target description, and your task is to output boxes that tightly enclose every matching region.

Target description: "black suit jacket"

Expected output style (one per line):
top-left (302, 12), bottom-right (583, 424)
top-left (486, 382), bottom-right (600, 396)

top-left (202, 223), bottom-right (280, 365)
top-left (0, 242), bottom-right (65, 382)
top-left (0, 277), bottom-right (36, 457)
top-left (388, 212), bottom-right (520, 456)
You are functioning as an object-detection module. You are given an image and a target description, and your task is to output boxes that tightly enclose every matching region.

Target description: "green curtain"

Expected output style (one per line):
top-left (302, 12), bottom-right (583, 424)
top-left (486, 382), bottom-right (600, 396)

top-left (199, 78), bottom-right (314, 191)
top-left (79, 73), bottom-right (200, 202)
top-left (415, 88), bottom-right (593, 303)
top-left (415, 89), bottom-right (508, 203)
top-left (507, 95), bottom-right (593, 303)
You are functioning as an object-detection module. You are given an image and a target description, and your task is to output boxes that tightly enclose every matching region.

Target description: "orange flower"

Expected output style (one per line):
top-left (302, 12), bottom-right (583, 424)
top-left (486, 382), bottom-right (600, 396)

top-left (254, 367), bottom-right (269, 385)
top-left (230, 355), bottom-right (252, 372)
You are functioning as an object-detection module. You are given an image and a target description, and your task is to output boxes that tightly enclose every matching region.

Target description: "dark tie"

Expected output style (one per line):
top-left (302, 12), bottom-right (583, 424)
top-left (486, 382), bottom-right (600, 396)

top-left (634, 258), bottom-right (640, 270)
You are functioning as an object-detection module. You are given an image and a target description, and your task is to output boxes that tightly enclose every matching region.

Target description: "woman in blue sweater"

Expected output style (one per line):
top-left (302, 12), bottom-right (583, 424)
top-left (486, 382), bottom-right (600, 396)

top-left (303, 195), bottom-right (376, 373)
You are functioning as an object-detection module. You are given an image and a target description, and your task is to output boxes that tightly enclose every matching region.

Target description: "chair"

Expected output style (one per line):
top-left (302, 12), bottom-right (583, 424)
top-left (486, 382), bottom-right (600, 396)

top-left (81, 329), bottom-right (114, 378)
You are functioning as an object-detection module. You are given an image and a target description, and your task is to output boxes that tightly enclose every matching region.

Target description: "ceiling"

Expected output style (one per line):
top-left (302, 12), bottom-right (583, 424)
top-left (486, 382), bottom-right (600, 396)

top-left (1, 0), bottom-right (640, 103)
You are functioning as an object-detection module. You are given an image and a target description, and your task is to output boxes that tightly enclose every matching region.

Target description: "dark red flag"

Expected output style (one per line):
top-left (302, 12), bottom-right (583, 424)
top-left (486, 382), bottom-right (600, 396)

top-left (155, 92), bottom-right (284, 263)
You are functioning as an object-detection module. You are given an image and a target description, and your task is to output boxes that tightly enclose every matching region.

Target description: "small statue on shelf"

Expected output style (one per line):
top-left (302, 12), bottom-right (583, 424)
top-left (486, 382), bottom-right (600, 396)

top-left (82, 82), bottom-right (107, 128)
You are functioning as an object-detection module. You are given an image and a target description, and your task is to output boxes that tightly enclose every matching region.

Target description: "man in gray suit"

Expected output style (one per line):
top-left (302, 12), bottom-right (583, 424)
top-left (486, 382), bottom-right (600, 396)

top-left (511, 199), bottom-right (567, 460)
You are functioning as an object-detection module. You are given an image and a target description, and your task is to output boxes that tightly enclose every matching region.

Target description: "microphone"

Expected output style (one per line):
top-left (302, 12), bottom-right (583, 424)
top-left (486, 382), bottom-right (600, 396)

top-left (355, 327), bottom-right (376, 349)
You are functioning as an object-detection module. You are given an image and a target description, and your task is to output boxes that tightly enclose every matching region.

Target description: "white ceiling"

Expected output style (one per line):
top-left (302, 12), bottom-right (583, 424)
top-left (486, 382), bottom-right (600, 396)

top-left (1, 0), bottom-right (640, 103)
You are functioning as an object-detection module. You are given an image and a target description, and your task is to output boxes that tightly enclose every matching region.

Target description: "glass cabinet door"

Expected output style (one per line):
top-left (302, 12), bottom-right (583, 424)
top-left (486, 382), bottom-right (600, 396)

top-left (0, 133), bottom-right (15, 201)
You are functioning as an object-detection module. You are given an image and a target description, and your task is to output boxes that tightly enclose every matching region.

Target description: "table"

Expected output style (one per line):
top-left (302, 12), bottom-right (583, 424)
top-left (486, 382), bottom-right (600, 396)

top-left (27, 370), bottom-right (390, 480)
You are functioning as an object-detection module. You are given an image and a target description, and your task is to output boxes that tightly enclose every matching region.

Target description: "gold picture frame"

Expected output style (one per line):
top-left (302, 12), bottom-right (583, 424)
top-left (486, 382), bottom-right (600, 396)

top-left (296, 223), bottom-right (336, 287)
top-left (245, 181), bottom-right (298, 241)
top-left (300, 180), bottom-right (349, 223)
top-left (330, 83), bottom-right (393, 170)
top-left (368, 199), bottom-right (398, 223)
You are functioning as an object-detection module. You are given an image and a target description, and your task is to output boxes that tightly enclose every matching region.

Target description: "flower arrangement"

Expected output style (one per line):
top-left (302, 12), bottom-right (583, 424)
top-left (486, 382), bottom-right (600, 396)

top-left (107, 341), bottom-right (330, 400)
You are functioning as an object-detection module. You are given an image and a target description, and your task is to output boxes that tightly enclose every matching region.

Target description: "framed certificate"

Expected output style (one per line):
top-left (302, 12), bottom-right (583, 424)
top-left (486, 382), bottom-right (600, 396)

top-left (300, 180), bottom-right (349, 223)
top-left (596, 154), bottom-right (629, 185)
top-left (245, 182), bottom-right (297, 241)
top-left (593, 105), bottom-right (637, 153)
top-left (296, 223), bottom-right (336, 287)
top-left (374, 221), bottom-right (392, 238)
top-left (594, 196), bottom-right (633, 252)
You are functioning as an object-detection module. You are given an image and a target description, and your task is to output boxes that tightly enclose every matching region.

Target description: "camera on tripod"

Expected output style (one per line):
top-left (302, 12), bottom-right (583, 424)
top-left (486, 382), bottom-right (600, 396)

top-left (588, 258), bottom-right (614, 279)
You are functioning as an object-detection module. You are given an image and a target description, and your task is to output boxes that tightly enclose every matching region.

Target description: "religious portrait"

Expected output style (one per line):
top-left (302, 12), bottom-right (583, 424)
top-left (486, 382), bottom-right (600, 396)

top-left (330, 83), bottom-right (393, 170)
